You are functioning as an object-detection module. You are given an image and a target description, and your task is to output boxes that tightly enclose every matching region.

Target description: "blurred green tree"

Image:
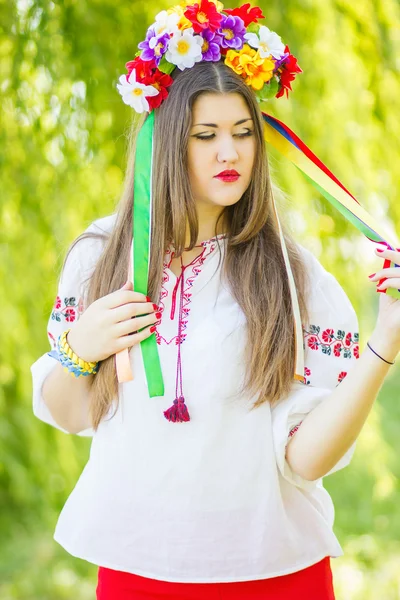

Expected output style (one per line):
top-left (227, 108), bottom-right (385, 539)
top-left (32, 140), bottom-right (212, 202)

top-left (1, 1), bottom-right (400, 598)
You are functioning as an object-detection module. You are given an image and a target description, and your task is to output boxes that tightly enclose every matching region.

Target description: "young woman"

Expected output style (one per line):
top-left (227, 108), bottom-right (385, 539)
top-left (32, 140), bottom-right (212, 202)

top-left (31, 4), bottom-right (400, 599)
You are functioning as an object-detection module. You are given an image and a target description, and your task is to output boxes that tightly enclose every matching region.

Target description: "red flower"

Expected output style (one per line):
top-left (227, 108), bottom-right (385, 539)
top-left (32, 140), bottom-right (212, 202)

top-left (338, 371), bottom-right (347, 383)
top-left (322, 328), bottom-right (334, 343)
top-left (146, 70), bottom-right (174, 111)
top-left (344, 332), bottom-right (353, 347)
top-left (304, 367), bottom-right (311, 376)
top-left (224, 3), bottom-right (265, 27)
top-left (54, 295), bottom-right (62, 309)
top-left (184, 0), bottom-right (223, 33)
top-left (125, 57), bottom-right (173, 111)
top-left (308, 336), bottom-right (319, 351)
top-left (125, 56), bottom-right (157, 82)
top-left (276, 45), bottom-right (302, 99)
top-left (65, 308), bottom-right (76, 322)
top-left (333, 343), bottom-right (342, 357)
top-left (354, 345), bottom-right (359, 359)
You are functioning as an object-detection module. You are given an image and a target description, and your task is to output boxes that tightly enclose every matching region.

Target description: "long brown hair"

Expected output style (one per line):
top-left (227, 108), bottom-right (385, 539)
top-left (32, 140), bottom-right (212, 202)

top-left (63, 60), bottom-right (310, 432)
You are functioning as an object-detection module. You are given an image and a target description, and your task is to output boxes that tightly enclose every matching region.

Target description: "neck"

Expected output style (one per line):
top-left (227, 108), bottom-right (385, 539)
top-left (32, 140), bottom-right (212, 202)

top-left (185, 207), bottom-right (228, 247)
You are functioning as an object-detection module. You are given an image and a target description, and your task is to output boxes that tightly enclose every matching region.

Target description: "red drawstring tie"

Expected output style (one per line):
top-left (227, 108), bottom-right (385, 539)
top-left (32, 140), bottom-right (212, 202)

top-left (163, 246), bottom-right (206, 423)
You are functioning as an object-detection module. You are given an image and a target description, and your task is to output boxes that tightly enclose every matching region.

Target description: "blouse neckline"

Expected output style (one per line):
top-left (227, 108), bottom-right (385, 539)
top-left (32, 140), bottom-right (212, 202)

top-left (167, 232), bottom-right (228, 251)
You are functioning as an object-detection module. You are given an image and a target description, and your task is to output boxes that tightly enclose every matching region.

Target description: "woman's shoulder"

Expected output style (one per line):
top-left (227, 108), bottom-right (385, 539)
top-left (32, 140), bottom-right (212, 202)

top-left (70, 213), bottom-right (117, 258)
top-left (60, 213), bottom-right (117, 283)
top-left (295, 242), bottom-right (358, 325)
top-left (83, 212), bottom-right (118, 237)
top-left (295, 242), bottom-right (329, 287)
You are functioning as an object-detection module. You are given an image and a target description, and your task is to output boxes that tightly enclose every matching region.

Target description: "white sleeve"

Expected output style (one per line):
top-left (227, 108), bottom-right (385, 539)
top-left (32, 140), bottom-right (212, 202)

top-left (271, 247), bottom-right (360, 491)
top-left (30, 217), bottom-right (113, 436)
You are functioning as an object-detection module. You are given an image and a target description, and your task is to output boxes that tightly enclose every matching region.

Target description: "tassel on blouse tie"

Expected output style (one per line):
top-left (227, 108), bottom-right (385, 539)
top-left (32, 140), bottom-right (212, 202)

top-left (163, 244), bottom-right (207, 423)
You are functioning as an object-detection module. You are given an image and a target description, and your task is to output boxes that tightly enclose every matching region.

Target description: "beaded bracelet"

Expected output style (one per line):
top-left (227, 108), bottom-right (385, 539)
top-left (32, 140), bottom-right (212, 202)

top-left (56, 328), bottom-right (99, 377)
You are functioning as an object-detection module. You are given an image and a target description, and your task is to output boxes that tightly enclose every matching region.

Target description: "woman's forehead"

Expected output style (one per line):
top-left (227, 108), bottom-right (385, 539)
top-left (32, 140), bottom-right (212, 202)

top-left (191, 93), bottom-right (251, 124)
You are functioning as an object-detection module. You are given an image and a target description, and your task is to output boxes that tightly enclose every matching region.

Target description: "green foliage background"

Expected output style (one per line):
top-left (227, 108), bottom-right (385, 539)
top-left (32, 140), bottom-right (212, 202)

top-left (1, 0), bottom-right (400, 598)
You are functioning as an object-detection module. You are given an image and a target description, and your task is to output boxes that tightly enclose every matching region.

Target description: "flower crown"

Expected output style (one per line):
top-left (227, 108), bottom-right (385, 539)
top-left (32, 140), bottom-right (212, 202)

top-left (116, 0), bottom-right (302, 114)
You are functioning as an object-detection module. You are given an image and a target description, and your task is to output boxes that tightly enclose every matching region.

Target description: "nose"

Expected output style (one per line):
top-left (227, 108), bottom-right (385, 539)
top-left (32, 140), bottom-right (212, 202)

top-left (217, 135), bottom-right (239, 164)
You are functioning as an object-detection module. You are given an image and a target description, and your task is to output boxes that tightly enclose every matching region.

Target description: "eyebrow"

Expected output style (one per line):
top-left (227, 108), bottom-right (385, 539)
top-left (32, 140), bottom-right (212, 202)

top-left (192, 118), bottom-right (253, 128)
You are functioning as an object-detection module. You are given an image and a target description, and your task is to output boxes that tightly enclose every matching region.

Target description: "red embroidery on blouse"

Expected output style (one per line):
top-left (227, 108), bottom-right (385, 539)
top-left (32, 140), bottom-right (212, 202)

top-left (51, 295), bottom-right (84, 324)
top-left (303, 324), bottom-right (359, 360)
top-left (155, 236), bottom-right (224, 346)
top-left (47, 331), bottom-right (57, 350)
top-left (48, 296), bottom-right (84, 349)
top-left (303, 365), bottom-right (348, 386)
top-left (288, 421), bottom-right (303, 438)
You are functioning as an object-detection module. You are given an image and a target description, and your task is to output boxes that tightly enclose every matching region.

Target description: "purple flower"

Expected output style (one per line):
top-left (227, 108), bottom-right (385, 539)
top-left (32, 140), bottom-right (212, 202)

top-left (217, 15), bottom-right (246, 50)
top-left (200, 29), bottom-right (221, 61)
top-left (274, 51), bottom-right (290, 71)
top-left (138, 28), bottom-right (170, 65)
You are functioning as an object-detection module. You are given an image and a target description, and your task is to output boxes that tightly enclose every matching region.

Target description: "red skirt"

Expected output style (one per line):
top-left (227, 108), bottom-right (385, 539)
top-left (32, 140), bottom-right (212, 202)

top-left (96, 557), bottom-right (335, 599)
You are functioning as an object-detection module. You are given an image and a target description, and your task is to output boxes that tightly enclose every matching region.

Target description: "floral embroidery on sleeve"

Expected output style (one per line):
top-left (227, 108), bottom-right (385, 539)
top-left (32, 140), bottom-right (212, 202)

top-left (303, 324), bottom-right (359, 359)
top-left (303, 366), bottom-right (349, 386)
top-left (47, 296), bottom-right (84, 350)
top-left (51, 295), bottom-right (84, 324)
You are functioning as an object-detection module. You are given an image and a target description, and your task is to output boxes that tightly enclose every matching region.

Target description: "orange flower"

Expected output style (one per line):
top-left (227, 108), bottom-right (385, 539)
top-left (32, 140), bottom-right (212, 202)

top-left (225, 44), bottom-right (275, 90)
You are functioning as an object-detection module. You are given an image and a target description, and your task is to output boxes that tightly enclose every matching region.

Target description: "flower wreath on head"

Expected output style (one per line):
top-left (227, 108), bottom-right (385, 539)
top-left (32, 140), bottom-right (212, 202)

top-left (116, 0), bottom-right (302, 114)
top-left (113, 1), bottom-right (398, 424)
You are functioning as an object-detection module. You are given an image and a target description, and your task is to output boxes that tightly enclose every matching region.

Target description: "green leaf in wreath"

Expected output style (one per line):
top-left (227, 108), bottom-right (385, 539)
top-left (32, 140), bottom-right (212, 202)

top-left (158, 56), bottom-right (176, 75)
top-left (246, 23), bottom-right (260, 35)
top-left (255, 77), bottom-right (279, 102)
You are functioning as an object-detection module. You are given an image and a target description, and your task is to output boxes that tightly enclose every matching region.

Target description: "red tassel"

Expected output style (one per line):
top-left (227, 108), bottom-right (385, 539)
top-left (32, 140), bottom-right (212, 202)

top-left (163, 396), bottom-right (191, 422)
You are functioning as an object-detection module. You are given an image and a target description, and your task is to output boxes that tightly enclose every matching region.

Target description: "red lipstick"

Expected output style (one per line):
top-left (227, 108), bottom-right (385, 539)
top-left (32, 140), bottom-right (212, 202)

top-left (214, 169), bottom-right (240, 182)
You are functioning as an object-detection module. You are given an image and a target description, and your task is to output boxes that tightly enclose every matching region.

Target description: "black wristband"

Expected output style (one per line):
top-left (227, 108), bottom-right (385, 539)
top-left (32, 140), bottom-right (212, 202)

top-left (366, 341), bottom-right (395, 365)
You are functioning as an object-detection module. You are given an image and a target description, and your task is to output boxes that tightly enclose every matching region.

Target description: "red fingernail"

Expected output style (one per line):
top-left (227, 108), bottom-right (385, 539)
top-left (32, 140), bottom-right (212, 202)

top-left (377, 288), bottom-right (384, 292)
top-left (377, 249), bottom-right (384, 253)
top-left (146, 296), bottom-right (151, 302)
top-left (368, 273), bottom-right (376, 278)
top-left (155, 312), bottom-right (162, 319)
top-left (152, 303), bottom-right (159, 310)
top-left (150, 325), bottom-right (156, 332)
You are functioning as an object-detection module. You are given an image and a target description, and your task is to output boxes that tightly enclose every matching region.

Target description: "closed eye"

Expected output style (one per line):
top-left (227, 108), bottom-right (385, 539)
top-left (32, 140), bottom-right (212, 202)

top-left (193, 130), bottom-right (254, 141)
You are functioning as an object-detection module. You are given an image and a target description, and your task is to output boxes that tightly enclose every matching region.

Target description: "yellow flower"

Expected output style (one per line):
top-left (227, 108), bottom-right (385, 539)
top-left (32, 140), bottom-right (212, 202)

top-left (168, 4), bottom-right (193, 30)
top-left (225, 44), bottom-right (275, 91)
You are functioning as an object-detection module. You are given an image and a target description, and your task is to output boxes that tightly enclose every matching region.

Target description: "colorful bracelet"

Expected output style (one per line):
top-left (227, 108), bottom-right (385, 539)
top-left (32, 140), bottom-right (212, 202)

top-left (57, 329), bottom-right (99, 377)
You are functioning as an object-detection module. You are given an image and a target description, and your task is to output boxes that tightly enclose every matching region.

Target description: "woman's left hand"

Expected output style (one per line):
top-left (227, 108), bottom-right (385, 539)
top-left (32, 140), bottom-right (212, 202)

top-left (368, 246), bottom-right (400, 351)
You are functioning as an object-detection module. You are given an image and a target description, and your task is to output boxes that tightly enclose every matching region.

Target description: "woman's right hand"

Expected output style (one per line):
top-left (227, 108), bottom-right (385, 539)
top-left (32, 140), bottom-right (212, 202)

top-left (66, 280), bottom-right (160, 363)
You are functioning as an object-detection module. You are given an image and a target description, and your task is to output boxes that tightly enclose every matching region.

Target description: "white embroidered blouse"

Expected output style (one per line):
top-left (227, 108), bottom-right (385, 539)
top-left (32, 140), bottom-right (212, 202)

top-left (30, 213), bottom-right (359, 583)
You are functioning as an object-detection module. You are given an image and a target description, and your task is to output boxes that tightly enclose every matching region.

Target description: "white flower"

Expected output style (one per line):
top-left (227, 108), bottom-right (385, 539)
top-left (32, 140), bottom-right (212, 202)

top-left (165, 28), bottom-right (203, 71)
top-left (244, 26), bottom-right (286, 59)
top-left (116, 70), bottom-right (159, 113)
top-left (152, 10), bottom-right (180, 37)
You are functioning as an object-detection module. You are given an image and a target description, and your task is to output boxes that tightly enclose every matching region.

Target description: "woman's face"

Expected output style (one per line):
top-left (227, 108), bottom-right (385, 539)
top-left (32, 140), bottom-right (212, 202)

top-left (187, 92), bottom-right (256, 211)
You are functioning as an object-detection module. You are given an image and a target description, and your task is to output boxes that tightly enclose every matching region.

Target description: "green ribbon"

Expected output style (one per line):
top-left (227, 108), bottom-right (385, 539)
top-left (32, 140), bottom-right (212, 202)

top-left (133, 111), bottom-right (164, 397)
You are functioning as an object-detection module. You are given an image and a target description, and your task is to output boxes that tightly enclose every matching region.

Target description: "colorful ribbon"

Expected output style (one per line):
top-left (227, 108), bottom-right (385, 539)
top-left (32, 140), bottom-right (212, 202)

top-left (262, 111), bottom-right (400, 298)
top-left (115, 111), bottom-right (164, 395)
top-left (116, 110), bottom-right (400, 394)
